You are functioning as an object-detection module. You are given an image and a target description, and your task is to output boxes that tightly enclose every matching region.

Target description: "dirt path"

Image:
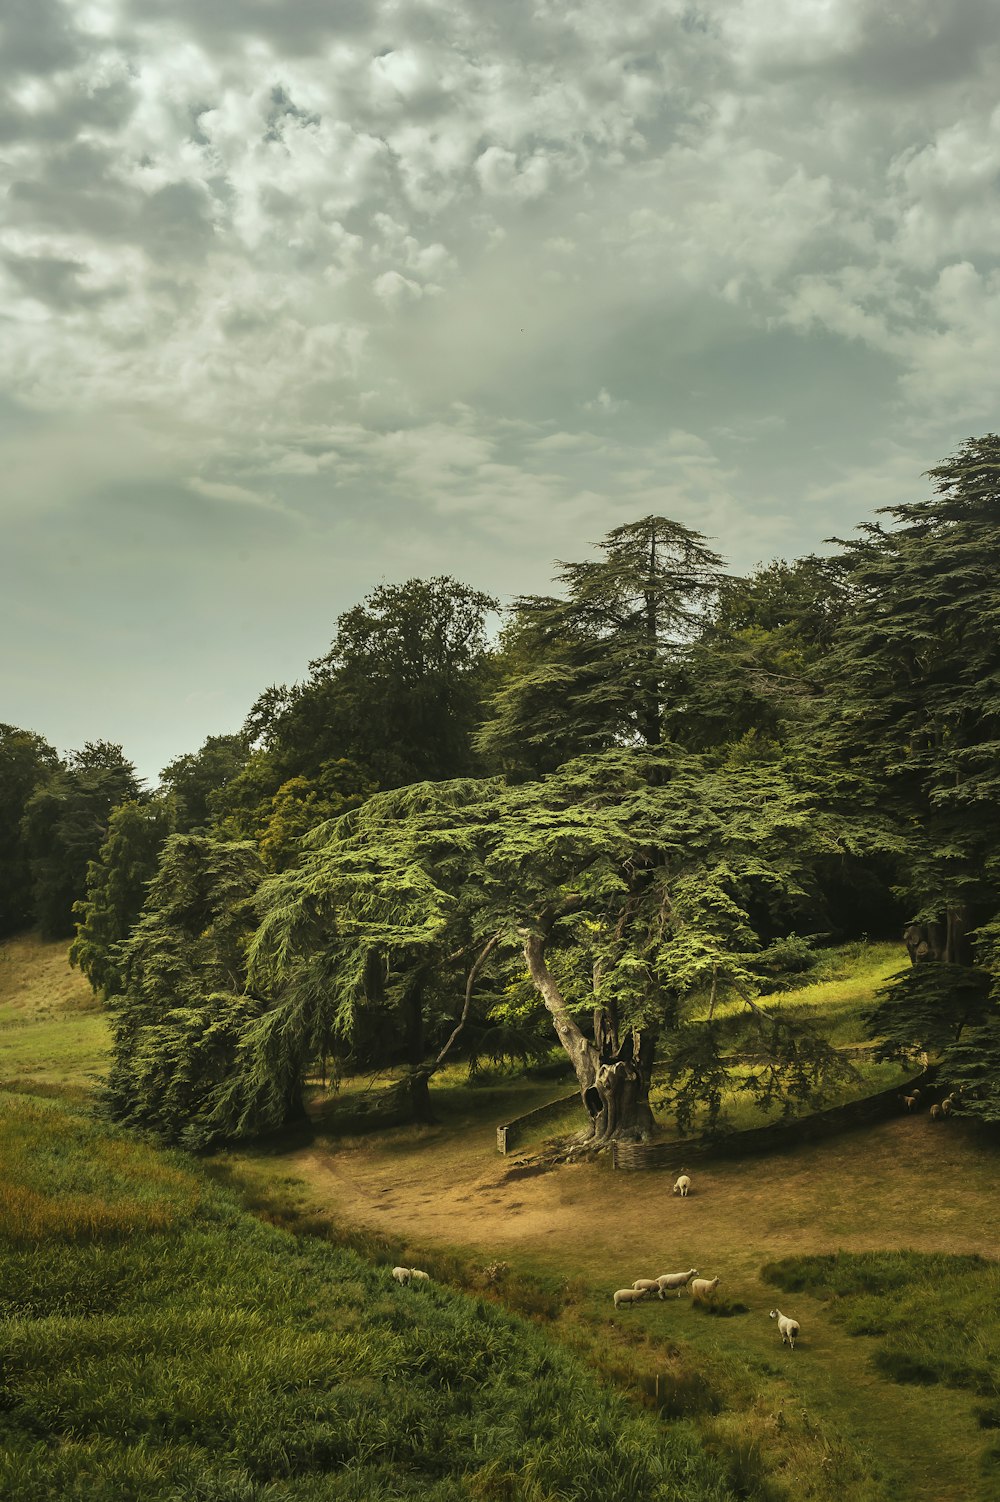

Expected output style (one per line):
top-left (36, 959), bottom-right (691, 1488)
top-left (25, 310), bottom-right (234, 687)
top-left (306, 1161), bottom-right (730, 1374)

top-left (287, 1114), bottom-right (999, 1277)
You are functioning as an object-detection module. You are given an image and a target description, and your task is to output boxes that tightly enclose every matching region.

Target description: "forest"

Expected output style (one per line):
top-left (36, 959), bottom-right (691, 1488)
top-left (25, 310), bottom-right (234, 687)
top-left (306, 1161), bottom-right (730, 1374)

top-left (4, 434), bottom-right (1000, 1150)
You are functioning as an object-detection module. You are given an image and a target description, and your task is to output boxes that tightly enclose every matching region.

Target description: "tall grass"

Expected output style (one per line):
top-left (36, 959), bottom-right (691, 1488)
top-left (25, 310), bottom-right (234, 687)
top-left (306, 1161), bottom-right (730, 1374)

top-left (0, 1095), bottom-right (736, 1502)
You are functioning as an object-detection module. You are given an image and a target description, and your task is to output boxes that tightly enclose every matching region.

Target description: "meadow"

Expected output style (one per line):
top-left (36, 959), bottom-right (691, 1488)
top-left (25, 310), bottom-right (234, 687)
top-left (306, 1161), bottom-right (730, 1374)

top-left (2, 934), bottom-right (999, 1502)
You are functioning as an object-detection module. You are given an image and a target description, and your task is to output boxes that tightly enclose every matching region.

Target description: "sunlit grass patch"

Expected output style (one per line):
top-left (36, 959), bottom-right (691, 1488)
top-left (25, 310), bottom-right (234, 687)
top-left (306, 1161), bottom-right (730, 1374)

top-left (763, 1251), bottom-right (1000, 1403)
top-left (0, 933), bottom-right (110, 1097)
top-left (0, 1096), bottom-right (201, 1242)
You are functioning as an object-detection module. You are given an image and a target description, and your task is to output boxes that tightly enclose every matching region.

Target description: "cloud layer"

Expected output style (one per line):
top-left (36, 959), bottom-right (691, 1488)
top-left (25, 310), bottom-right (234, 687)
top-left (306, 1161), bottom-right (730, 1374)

top-left (3, 0), bottom-right (998, 776)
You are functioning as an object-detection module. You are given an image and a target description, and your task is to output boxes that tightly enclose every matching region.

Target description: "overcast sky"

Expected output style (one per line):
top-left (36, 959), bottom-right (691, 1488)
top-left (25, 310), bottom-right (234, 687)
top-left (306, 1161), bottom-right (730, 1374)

top-left (3, 0), bottom-right (999, 783)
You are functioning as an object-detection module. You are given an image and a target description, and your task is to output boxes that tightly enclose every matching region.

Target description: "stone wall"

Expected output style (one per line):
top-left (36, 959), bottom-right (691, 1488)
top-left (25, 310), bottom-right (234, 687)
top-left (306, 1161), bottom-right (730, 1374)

top-left (611, 1065), bottom-right (935, 1171)
top-left (496, 1090), bottom-right (581, 1154)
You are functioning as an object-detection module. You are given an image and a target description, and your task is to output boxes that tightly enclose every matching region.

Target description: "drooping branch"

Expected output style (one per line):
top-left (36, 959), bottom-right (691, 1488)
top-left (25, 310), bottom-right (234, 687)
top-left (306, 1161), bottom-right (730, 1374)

top-left (432, 931), bottom-right (502, 1072)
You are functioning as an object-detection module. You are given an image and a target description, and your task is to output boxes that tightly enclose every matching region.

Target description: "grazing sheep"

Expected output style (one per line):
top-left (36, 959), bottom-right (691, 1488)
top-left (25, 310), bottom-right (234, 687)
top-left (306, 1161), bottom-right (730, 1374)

top-left (673, 1172), bottom-right (692, 1196)
top-left (929, 1102), bottom-right (943, 1121)
top-left (690, 1276), bottom-right (720, 1303)
top-left (392, 1266), bottom-right (412, 1285)
top-left (770, 1308), bottom-right (800, 1349)
top-left (656, 1269), bottom-right (699, 1299)
top-left (409, 1269), bottom-right (431, 1283)
top-left (941, 1097), bottom-right (953, 1116)
top-left (613, 1287), bottom-right (650, 1309)
top-left (632, 1279), bottom-right (660, 1294)
top-left (902, 1093), bottom-right (921, 1112)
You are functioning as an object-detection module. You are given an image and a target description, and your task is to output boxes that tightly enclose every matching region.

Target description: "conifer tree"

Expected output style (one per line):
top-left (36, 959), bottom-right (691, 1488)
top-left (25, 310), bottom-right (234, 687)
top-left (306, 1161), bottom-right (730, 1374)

top-left (105, 834), bottom-right (275, 1147)
top-left (70, 798), bottom-right (174, 996)
top-left (246, 748), bottom-right (858, 1144)
top-left (825, 434), bottom-right (1000, 962)
top-left (476, 517), bottom-right (726, 774)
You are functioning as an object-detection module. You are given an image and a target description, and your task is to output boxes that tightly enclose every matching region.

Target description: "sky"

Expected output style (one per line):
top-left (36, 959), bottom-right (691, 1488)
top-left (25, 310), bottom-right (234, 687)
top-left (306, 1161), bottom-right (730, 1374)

top-left (3, 0), bottom-right (999, 784)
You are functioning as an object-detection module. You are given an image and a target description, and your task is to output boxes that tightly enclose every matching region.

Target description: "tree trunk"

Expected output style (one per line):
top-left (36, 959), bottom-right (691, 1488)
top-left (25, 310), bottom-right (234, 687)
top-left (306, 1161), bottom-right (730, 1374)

top-left (407, 1067), bottom-right (435, 1124)
top-left (522, 928), bottom-right (656, 1144)
top-left (401, 971), bottom-right (437, 1124)
top-left (904, 910), bottom-right (974, 967)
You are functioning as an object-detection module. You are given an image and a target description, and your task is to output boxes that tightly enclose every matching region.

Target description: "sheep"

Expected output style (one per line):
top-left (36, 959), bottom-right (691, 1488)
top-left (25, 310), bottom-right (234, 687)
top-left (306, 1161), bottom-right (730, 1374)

top-left (632, 1279), bottom-right (660, 1294)
top-left (613, 1287), bottom-right (650, 1309)
top-left (770, 1308), bottom-right (800, 1349)
top-left (392, 1266), bottom-right (412, 1285)
top-left (673, 1173), bottom-right (692, 1196)
top-left (655, 1269), bottom-right (699, 1299)
top-left (901, 1093), bottom-right (921, 1112)
top-left (409, 1269), bottom-right (431, 1283)
top-left (690, 1276), bottom-right (720, 1303)
top-left (929, 1102), bottom-right (943, 1121)
top-left (941, 1097), bottom-right (954, 1116)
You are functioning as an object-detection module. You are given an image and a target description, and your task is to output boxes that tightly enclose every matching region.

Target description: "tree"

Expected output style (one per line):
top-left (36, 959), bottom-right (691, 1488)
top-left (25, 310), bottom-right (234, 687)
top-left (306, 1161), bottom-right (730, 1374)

top-left (246, 576), bottom-right (499, 789)
top-left (476, 516), bottom-right (726, 774)
top-left (70, 798), bottom-right (174, 996)
top-left (824, 435), bottom-right (1000, 964)
top-left (158, 734), bottom-right (250, 831)
top-left (0, 724), bottom-right (59, 936)
top-left (104, 834), bottom-right (275, 1147)
top-left (242, 748), bottom-right (858, 1146)
top-left (21, 742), bottom-right (142, 938)
top-left (676, 555), bottom-right (849, 752)
top-left (212, 757), bottom-right (376, 870)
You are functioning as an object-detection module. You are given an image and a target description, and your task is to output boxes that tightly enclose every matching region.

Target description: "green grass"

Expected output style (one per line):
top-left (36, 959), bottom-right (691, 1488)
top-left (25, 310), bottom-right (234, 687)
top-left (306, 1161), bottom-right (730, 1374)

top-left (700, 942), bottom-right (904, 1049)
top-left (0, 932), bottom-right (110, 1100)
top-left (6, 933), bottom-right (998, 1502)
top-left (0, 1093), bottom-right (736, 1502)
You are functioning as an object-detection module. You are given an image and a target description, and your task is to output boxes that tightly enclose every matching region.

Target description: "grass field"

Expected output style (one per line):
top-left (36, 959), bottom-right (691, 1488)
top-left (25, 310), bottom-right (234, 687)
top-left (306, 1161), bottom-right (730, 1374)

top-left (0, 931), bottom-right (110, 1100)
top-left (2, 933), bottom-right (999, 1502)
top-left (0, 1093), bottom-right (738, 1502)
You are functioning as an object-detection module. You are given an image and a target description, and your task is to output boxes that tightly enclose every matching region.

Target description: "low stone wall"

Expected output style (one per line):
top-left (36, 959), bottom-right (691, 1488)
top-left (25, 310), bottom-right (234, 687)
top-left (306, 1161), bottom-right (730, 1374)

top-left (611, 1065), bottom-right (935, 1171)
top-left (496, 1090), bottom-right (581, 1154)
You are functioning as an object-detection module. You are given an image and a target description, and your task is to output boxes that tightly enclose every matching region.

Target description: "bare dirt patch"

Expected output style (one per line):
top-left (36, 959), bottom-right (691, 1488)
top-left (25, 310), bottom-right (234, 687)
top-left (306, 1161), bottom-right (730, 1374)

top-left (286, 1111), bottom-right (1000, 1283)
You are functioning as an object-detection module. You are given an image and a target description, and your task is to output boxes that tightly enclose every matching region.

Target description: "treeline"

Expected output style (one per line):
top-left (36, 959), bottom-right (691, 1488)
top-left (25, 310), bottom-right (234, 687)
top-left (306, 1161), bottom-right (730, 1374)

top-left (5, 434), bottom-right (1000, 1141)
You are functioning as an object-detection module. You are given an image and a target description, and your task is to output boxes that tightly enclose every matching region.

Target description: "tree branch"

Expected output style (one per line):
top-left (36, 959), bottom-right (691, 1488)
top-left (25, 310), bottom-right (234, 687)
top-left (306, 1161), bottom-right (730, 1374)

top-left (431, 931), bottom-right (502, 1072)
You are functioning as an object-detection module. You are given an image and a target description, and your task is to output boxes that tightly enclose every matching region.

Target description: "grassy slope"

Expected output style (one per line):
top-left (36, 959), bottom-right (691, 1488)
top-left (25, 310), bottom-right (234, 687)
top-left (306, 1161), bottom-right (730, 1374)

top-left (0, 1093), bottom-right (735, 1502)
top-left (0, 932), bottom-right (110, 1099)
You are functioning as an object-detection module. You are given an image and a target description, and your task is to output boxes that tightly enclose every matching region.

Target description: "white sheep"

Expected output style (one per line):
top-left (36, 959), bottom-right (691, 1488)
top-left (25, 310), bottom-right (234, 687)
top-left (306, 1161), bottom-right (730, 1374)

top-left (632, 1278), bottom-right (660, 1294)
top-left (391, 1266), bottom-right (411, 1285)
top-left (929, 1102), bottom-right (943, 1121)
top-left (901, 1093), bottom-right (920, 1112)
top-left (613, 1287), bottom-right (650, 1309)
top-left (770, 1308), bottom-right (800, 1349)
top-left (409, 1269), bottom-right (431, 1283)
top-left (672, 1173), bottom-right (692, 1196)
top-left (655, 1269), bottom-right (699, 1299)
top-left (689, 1276), bottom-right (720, 1303)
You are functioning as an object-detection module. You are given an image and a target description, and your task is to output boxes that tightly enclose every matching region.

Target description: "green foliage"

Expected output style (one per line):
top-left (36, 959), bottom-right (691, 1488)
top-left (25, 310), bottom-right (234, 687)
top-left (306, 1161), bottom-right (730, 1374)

top-left (20, 742), bottom-right (142, 939)
top-left (158, 732), bottom-right (251, 831)
top-left (214, 759), bottom-right (377, 870)
top-left (70, 798), bottom-right (174, 997)
top-left (476, 515), bottom-right (726, 773)
top-left (247, 576), bottom-right (498, 790)
top-left (0, 724), bottom-right (59, 936)
top-left (104, 834), bottom-right (277, 1147)
top-left (864, 962), bottom-right (993, 1055)
top-left (677, 555), bottom-right (849, 752)
top-left (824, 434), bottom-right (1000, 934)
top-left (0, 1095), bottom-right (735, 1502)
